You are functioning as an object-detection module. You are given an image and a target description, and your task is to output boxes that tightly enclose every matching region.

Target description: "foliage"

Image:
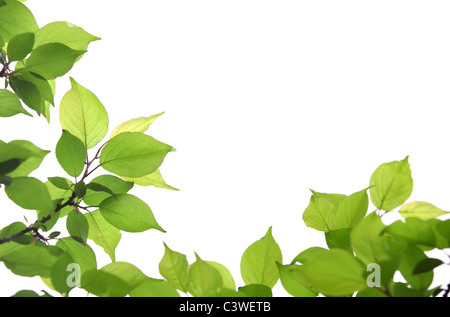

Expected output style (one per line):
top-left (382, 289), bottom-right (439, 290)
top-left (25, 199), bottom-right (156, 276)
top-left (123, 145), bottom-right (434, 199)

top-left (0, 0), bottom-right (449, 297)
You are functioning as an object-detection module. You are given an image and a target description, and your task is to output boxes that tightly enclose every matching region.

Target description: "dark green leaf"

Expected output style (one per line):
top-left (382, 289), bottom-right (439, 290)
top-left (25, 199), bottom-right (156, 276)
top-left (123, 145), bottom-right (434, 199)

top-left (6, 140), bottom-right (50, 177)
top-left (413, 258), bottom-right (443, 275)
top-left (66, 210), bottom-right (89, 245)
top-left (55, 130), bottom-right (86, 177)
top-left (47, 177), bottom-right (71, 190)
top-left (6, 32), bottom-right (34, 61)
top-left (83, 174), bottom-right (133, 206)
top-left (74, 181), bottom-right (86, 199)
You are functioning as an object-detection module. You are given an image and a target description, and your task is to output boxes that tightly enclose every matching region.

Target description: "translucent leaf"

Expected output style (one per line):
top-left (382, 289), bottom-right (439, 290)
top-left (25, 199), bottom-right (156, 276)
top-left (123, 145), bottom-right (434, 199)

top-left (240, 227), bottom-right (282, 288)
top-left (100, 262), bottom-right (156, 291)
top-left (399, 201), bottom-right (449, 220)
top-left (85, 209), bottom-right (121, 262)
top-left (129, 280), bottom-right (180, 297)
top-left (99, 193), bottom-right (164, 233)
top-left (383, 218), bottom-right (437, 248)
top-left (302, 195), bottom-right (334, 232)
top-left (159, 243), bottom-right (189, 292)
top-left (398, 245), bottom-right (433, 290)
top-left (333, 188), bottom-right (369, 229)
top-left (60, 78), bottom-right (108, 149)
top-left (121, 169), bottom-right (179, 190)
top-left (55, 237), bottom-right (97, 277)
top-left (369, 156), bottom-right (413, 211)
top-left (6, 139), bottom-right (49, 177)
top-left (81, 269), bottom-right (129, 297)
top-left (109, 112), bottom-right (164, 139)
top-left (296, 249), bottom-right (367, 296)
top-left (187, 254), bottom-right (224, 297)
top-left (277, 263), bottom-right (318, 297)
top-left (0, 88), bottom-right (31, 117)
top-left (100, 132), bottom-right (173, 178)
top-left (83, 174), bottom-right (133, 206)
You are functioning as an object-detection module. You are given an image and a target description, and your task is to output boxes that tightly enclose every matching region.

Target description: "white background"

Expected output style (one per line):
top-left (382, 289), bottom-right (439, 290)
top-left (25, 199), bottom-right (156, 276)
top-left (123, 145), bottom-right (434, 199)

top-left (1, 0), bottom-right (450, 296)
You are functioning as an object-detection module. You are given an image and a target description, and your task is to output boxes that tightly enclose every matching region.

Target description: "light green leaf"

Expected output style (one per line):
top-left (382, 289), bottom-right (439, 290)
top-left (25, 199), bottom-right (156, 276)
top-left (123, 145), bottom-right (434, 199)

top-left (399, 201), bottom-right (448, 220)
top-left (237, 284), bottom-right (272, 297)
top-left (5, 176), bottom-right (53, 211)
top-left (277, 263), bottom-right (318, 297)
top-left (34, 21), bottom-right (100, 52)
top-left (6, 32), bottom-right (34, 61)
top-left (0, 142), bottom-right (34, 162)
top-left (122, 169), bottom-right (178, 190)
top-left (325, 228), bottom-right (352, 252)
top-left (100, 262), bottom-right (155, 291)
top-left (109, 112), bottom-right (164, 139)
top-left (296, 249), bottom-right (367, 296)
top-left (350, 212), bottom-right (390, 266)
top-left (23, 43), bottom-right (85, 80)
top-left (55, 130), bottom-right (86, 177)
top-left (205, 261), bottom-right (236, 291)
top-left (333, 188), bottom-right (369, 229)
top-left (50, 252), bottom-right (75, 293)
top-left (383, 218), bottom-right (436, 248)
top-left (129, 280), bottom-right (180, 297)
top-left (187, 254), bottom-right (224, 297)
top-left (7, 140), bottom-right (49, 177)
top-left (159, 243), bottom-right (189, 292)
top-left (0, 88), bottom-right (31, 117)
top-left (369, 156), bottom-right (413, 211)
top-left (240, 227), bottom-right (282, 288)
top-left (291, 247), bottom-right (327, 265)
top-left (66, 210), bottom-right (89, 245)
top-left (0, 0), bottom-right (38, 42)
top-left (302, 195), bottom-right (334, 232)
top-left (100, 132), bottom-right (173, 178)
top-left (99, 193), bottom-right (164, 233)
top-left (85, 209), bottom-right (121, 262)
top-left (60, 77), bottom-right (108, 149)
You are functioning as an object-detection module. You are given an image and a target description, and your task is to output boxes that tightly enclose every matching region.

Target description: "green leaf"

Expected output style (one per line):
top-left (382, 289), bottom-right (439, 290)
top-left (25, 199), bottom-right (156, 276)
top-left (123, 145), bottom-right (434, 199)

top-left (100, 262), bottom-right (155, 291)
top-left (4, 176), bottom-right (53, 211)
top-left (302, 195), bottom-right (334, 232)
top-left (99, 193), bottom-right (164, 233)
top-left (83, 174), bottom-right (133, 206)
top-left (8, 76), bottom-right (40, 113)
top-left (100, 132), bottom-right (173, 178)
top-left (47, 177), bottom-right (71, 190)
top-left (205, 261), bottom-right (236, 291)
top-left (129, 280), bottom-right (180, 297)
top-left (50, 252), bottom-right (75, 293)
top-left (333, 188), bottom-right (369, 229)
top-left (6, 32), bottom-right (34, 61)
top-left (240, 227), bottom-right (282, 288)
top-left (296, 249), bottom-right (367, 296)
top-left (399, 201), bottom-right (448, 220)
top-left (0, 0), bottom-right (38, 42)
top-left (413, 258), bottom-right (443, 275)
top-left (159, 243), bottom-right (189, 292)
top-left (122, 168), bottom-right (179, 190)
top-left (10, 71), bottom-right (54, 106)
top-left (66, 210), bottom-right (89, 245)
top-left (277, 263), bottom-right (318, 297)
top-left (398, 244), bottom-right (433, 290)
top-left (237, 284), bottom-right (272, 297)
top-left (6, 140), bottom-right (50, 177)
top-left (187, 254), bottom-right (224, 297)
top-left (60, 77), bottom-right (108, 149)
top-left (0, 159), bottom-right (23, 175)
top-left (34, 21), bottom-right (100, 52)
top-left (383, 218), bottom-right (437, 248)
top-left (0, 88), bottom-right (31, 117)
top-left (109, 112), bottom-right (164, 139)
top-left (55, 130), bottom-right (86, 177)
top-left (369, 156), bottom-right (413, 211)
top-left (74, 181), bottom-right (86, 199)
top-left (23, 43), bottom-right (85, 80)
top-left (325, 228), bottom-right (352, 252)
top-left (291, 247), bottom-right (327, 265)
top-left (0, 141), bottom-right (34, 162)
top-left (81, 269), bottom-right (129, 297)
top-left (85, 209), bottom-right (121, 262)
top-left (0, 244), bottom-right (60, 278)
top-left (350, 212), bottom-right (390, 266)
top-left (55, 237), bottom-right (97, 277)
top-left (0, 221), bottom-right (30, 244)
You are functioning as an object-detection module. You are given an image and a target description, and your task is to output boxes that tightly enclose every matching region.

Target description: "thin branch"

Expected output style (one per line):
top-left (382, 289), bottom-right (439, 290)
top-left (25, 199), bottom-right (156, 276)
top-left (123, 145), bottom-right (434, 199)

top-left (0, 191), bottom-right (77, 245)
